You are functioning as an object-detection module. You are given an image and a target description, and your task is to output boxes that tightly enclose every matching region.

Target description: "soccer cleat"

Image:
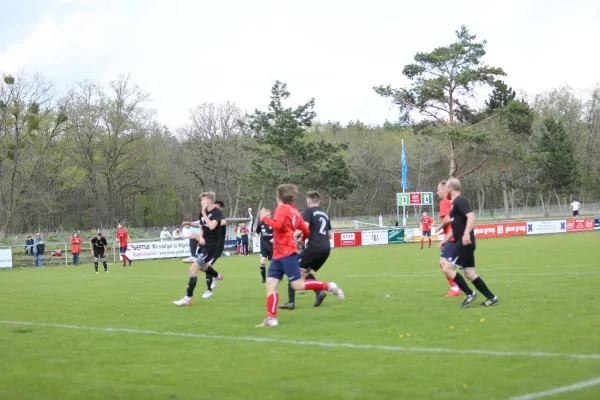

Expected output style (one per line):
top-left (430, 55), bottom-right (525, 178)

top-left (201, 290), bottom-right (213, 299)
top-left (329, 282), bottom-right (345, 300)
top-left (261, 279), bottom-right (266, 284)
top-left (128, 259), bottom-right (132, 267)
top-left (210, 274), bottom-right (223, 289)
top-left (460, 291), bottom-right (478, 308)
top-left (278, 302), bottom-right (295, 310)
top-left (255, 317), bottom-right (279, 327)
top-left (105, 271), bottom-right (109, 274)
top-left (444, 289), bottom-right (462, 297)
top-left (481, 296), bottom-right (499, 307)
top-left (173, 297), bottom-right (192, 306)
top-left (314, 291), bottom-right (327, 307)
top-left (95, 271), bottom-right (98, 274)
top-left (183, 257), bottom-right (195, 263)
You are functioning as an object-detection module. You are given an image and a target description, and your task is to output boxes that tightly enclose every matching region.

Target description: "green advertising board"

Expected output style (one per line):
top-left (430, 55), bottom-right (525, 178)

top-left (397, 192), bottom-right (434, 206)
top-left (388, 228), bottom-right (405, 244)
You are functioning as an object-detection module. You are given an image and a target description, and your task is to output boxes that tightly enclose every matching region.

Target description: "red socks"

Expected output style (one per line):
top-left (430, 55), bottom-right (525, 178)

top-left (304, 281), bottom-right (329, 291)
top-left (440, 262), bottom-right (457, 287)
top-left (428, 238), bottom-right (432, 247)
top-left (267, 293), bottom-right (278, 318)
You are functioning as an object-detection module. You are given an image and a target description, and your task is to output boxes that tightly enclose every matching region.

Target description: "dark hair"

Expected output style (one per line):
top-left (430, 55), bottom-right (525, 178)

top-left (307, 190), bottom-right (320, 203)
top-left (215, 200), bottom-right (224, 207)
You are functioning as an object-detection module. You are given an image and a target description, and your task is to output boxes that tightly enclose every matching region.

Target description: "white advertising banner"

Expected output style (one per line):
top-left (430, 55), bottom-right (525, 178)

top-left (124, 241), bottom-right (190, 260)
top-left (361, 230), bottom-right (389, 246)
top-left (526, 220), bottom-right (566, 235)
top-left (0, 248), bottom-right (12, 268)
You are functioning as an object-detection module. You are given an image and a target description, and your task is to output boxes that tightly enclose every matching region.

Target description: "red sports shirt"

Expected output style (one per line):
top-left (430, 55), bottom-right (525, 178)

top-left (439, 198), bottom-right (454, 241)
top-left (420, 216), bottom-right (434, 232)
top-left (262, 203), bottom-right (310, 259)
top-left (116, 229), bottom-right (129, 247)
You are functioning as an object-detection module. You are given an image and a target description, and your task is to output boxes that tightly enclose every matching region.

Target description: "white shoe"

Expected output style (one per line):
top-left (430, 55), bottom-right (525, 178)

top-left (182, 257), bottom-right (195, 263)
top-left (201, 290), bottom-right (213, 299)
top-left (173, 296), bottom-right (192, 306)
top-left (329, 282), bottom-right (345, 300)
top-left (255, 317), bottom-right (279, 327)
top-left (210, 274), bottom-right (223, 289)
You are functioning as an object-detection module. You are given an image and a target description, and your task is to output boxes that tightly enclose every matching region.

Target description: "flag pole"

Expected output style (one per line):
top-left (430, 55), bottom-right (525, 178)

top-left (401, 139), bottom-right (407, 228)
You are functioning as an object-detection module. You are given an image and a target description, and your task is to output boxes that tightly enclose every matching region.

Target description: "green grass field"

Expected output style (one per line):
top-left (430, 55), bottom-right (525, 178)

top-left (1, 232), bottom-right (599, 400)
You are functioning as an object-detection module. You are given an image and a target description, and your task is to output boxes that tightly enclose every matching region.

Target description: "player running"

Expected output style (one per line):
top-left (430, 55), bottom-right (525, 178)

top-left (91, 232), bottom-right (108, 273)
top-left (434, 180), bottom-right (461, 297)
top-left (256, 184), bottom-right (344, 327)
top-left (419, 212), bottom-right (434, 249)
top-left (116, 224), bottom-right (132, 267)
top-left (279, 190), bottom-right (333, 310)
top-left (255, 210), bottom-right (274, 283)
top-left (173, 192), bottom-right (225, 306)
top-left (202, 200), bottom-right (227, 299)
top-left (439, 178), bottom-right (499, 308)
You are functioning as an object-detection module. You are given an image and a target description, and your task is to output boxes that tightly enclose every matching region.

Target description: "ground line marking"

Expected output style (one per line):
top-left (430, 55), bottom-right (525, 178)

top-left (507, 376), bottom-right (600, 399)
top-left (1, 320), bottom-right (600, 360)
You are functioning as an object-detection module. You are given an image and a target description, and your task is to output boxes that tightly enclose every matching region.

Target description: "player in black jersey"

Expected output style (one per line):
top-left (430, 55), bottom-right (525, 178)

top-left (279, 191), bottom-right (333, 310)
top-left (202, 200), bottom-right (228, 299)
top-left (90, 232), bottom-right (108, 273)
top-left (255, 209), bottom-right (274, 283)
top-left (439, 178), bottom-right (499, 308)
top-left (173, 192), bottom-right (225, 306)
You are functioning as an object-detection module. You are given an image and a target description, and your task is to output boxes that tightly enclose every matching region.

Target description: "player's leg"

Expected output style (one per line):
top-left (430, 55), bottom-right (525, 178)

top-left (259, 254), bottom-right (267, 283)
top-left (286, 254), bottom-right (344, 300)
top-left (463, 258), bottom-right (499, 307)
top-left (173, 261), bottom-right (203, 306)
top-left (428, 232), bottom-right (432, 248)
top-left (439, 241), bottom-right (461, 297)
top-left (442, 245), bottom-right (479, 308)
top-left (256, 260), bottom-right (284, 327)
top-left (101, 255), bottom-right (108, 272)
top-left (93, 253), bottom-right (99, 273)
top-left (420, 232), bottom-right (425, 249)
top-left (195, 246), bottom-right (223, 290)
top-left (184, 238), bottom-right (198, 263)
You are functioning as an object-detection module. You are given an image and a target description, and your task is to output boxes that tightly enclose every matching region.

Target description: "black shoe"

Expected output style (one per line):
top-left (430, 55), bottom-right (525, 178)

top-left (460, 291), bottom-right (478, 308)
top-left (481, 296), bottom-right (499, 307)
top-left (128, 259), bottom-right (132, 267)
top-left (261, 279), bottom-right (266, 283)
top-left (278, 302), bottom-right (295, 310)
top-left (314, 291), bottom-right (327, 307)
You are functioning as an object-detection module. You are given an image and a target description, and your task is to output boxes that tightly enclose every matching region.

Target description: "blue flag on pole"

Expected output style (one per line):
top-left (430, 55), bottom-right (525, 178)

top-left (401, 139), bottom-right (408, 190)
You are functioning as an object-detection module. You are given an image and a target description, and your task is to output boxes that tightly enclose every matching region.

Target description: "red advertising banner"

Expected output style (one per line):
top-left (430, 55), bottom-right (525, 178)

top-left (409, 192), bottom-right (422, 205)
top-left (473, 222), bottom-right (527, 239)
top-left (333, 231), bottom-right (363, 247)
top-left (566, 219), bottom-right (595, 232)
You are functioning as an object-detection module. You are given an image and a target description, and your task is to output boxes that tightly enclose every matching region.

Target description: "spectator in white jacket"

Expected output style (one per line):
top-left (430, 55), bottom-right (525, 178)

top-left (182, 224), bottom-right (191, 239)
top-left (160, 226), bottom-right (172, 241)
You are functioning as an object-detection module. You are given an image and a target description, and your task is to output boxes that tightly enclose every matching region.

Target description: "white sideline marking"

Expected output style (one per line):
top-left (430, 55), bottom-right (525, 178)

top-left (508, 377), bottom-right (600, 399)
top-left (2, 320), bottom-right (600, 360)
top-left (349, 272), bottom-right (600, 278)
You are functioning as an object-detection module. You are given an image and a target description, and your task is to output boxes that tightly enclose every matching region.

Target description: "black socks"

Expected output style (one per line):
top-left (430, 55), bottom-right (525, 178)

top-left (187, 276), bottom-right (198, 297)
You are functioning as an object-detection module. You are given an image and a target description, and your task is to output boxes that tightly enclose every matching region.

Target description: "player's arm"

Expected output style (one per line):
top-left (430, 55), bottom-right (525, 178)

top-left (90, 240), bottom-right (94, 256)
top-left (183, 220), bottom-right (202, 228)
top-left (202, 209), bottom-right (219, 230)
top-left (221, 219), bottom-right (227, 227)
top-left (297, 218), bottom-right (311, 241)
top-left (262, 209), bottom-right (285, 230)
top-left (103, 239), bottom-right (107, 256)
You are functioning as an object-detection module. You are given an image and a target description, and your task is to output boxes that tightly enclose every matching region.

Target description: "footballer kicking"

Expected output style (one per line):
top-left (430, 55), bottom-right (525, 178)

top-left (279, 190), bottom-right (334, 310)
top-left (439, 179), bottom-right (499, 308)
top-left (173, 192), bottom-right (224, 306)
top-left (256, 184), bottom-right (344, 327)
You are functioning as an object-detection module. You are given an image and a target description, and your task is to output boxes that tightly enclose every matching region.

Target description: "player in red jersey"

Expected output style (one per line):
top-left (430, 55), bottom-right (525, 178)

top-left (116, 224), bottom-right (132, 267)
top-left (420, 212), bottom-right (434, 249)
top-left (256, 184), bottom-right (344, 327)
top-left (434, 180), bottom-right (461, 297)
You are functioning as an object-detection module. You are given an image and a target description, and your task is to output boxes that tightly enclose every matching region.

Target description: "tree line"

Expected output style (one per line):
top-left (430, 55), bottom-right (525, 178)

top-left (1, 25), bottom-right (598, 236)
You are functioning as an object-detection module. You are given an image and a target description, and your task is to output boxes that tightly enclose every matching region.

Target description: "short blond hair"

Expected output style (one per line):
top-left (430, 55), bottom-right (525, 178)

top-left (277, 184), bottom-right (297, 204)
top-left (447, 178), bottom-right (461, 192)
top-left (200, 191), bottom-right (216, 202)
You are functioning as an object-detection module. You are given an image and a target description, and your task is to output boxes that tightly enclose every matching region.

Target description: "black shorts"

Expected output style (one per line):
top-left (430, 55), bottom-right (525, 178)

top-left (573, 210), bottom-right (579, 216)
top-left (260, 242), bottom-right (273, 260)
top-left (196, 244), bottom-right (218, 266)
top-left (446, 242), bottom-right (475, 269)
top-left (299, 247), bottom-right (330, 272)
top-left (93, 251), bottom-right (106, 259)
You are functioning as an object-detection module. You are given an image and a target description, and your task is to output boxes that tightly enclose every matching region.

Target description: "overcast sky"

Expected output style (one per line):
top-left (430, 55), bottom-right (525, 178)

top-left (1, 0), bottom-right (599, 129)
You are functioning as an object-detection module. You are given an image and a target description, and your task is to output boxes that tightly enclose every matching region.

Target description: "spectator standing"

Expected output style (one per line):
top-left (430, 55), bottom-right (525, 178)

top-left (33, 232), bottom-right (45, 268)
top-left (70, 232), bottom-right (83, 265)
top-left (172, 227), bottom-right (184, 240)
top-left (160, 226), bottom-right (172, 241)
